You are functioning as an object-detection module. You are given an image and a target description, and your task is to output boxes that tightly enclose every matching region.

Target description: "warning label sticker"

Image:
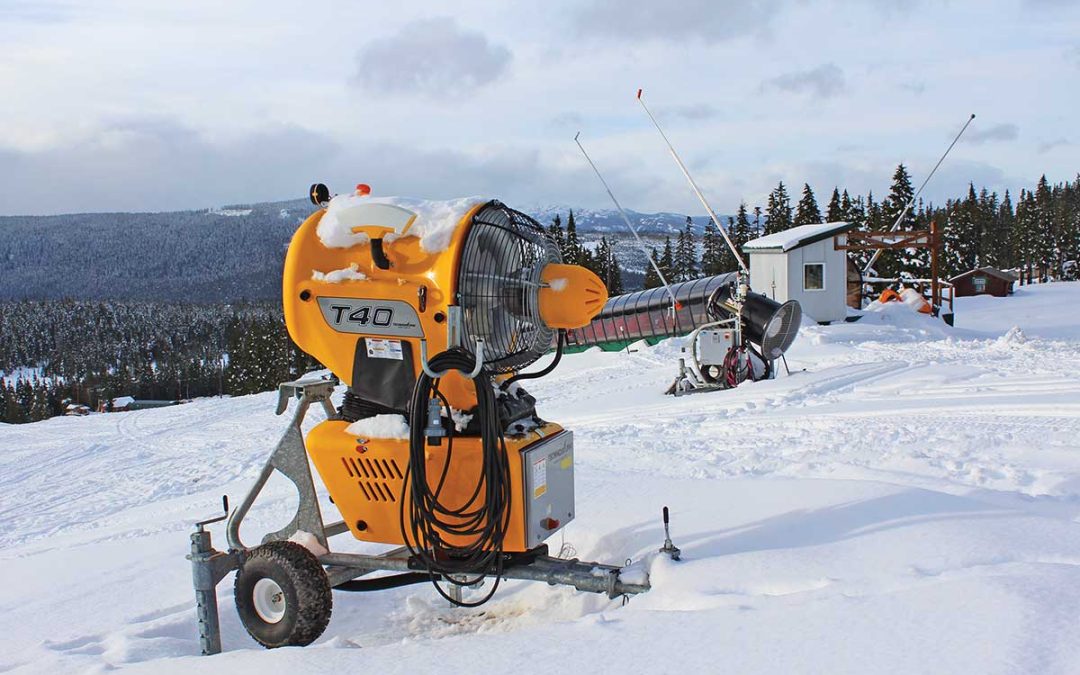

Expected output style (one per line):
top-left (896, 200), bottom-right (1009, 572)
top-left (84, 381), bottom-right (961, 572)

top-left (532, 456), bottom-right (548, 498)
top-left (366, 338), bottom-right (404, 360)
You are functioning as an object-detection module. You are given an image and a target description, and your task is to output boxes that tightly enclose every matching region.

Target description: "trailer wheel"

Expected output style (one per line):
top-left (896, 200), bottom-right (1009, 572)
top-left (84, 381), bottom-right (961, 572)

top-left (234, 541), bottom-right (332, 648)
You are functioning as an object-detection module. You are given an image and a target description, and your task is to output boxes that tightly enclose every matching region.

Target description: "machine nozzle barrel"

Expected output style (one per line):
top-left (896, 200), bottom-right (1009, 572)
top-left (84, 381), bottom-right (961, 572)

top-left (537, 263), bottom-right (608, 329)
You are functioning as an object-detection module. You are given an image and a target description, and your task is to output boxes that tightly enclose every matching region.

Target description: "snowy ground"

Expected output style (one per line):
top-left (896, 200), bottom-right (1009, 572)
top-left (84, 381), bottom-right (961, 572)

top-left (3, 282), bottom-right (1080, 674)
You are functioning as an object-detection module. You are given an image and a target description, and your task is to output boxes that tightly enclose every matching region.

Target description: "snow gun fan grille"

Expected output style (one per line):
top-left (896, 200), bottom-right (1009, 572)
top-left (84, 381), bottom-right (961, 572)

top-left (457, 201), bottom-right (560, 374)
top-left (758, 299), bottom-right (801, 360)
top-left (708, 283), bottom-right (802, 360)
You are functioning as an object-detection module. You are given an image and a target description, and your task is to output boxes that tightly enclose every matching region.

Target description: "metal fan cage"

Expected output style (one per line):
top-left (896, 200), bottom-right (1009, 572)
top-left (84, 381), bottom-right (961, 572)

top-left (456, 201), bottom-right (561, 374)
top-left (706, 283), bottom-right (802, 360)
top-left (757, 299), bottom-right (801, 359)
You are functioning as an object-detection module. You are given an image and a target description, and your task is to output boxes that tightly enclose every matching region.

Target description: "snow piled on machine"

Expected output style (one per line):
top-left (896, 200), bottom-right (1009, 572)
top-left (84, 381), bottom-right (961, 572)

top-left (4, 282), bottom-right (1080, 672)
top-left (344, 414), bottom-right (410, 439)
top-left (316, 194), bottom-right (484, 253)
top-left (311, 263), bottom-right (368, 283)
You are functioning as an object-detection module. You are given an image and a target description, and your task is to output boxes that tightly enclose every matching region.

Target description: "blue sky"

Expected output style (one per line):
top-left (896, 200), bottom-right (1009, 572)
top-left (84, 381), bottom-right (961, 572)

top-left (0, 0), bottom-right (1077, 215)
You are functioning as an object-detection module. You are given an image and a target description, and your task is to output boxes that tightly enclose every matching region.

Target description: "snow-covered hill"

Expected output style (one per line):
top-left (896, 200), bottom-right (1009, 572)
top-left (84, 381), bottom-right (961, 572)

top-left (526, 203), bottom-right (716, 235)
top-left (4, 283), bottom-right (1080, 673)
top-left (0, 199), bottom-right (713, 301)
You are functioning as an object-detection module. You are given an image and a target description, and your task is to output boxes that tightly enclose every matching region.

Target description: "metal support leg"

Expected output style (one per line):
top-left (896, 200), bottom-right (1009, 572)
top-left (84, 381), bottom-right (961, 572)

top-left (189, 376), bottom-right (336, 655)
top-left (226, 376), bottom-right (338, 551)
top-left (188, 519), bottom-right (243, 655)
top-left (447, 582), bottom-right (463, 605)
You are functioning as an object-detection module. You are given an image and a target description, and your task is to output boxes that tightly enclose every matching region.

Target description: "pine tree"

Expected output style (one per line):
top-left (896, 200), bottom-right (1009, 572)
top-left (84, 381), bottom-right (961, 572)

top-left (840, 190), bottom-right (854, 224)
top-left (764, 182), bottom-right (793, 235)
top-left (28, 382), bottom-right (51, 422)
top-left (1033, 175), bottom-right (1055, 279)
top-left (976, 187), bottom-right (997, 268)
top-left (732, 203), bottom-right (753, 262)
top-left (994, 190), bottom-right (1015, 269)
top-left (564, 210), bottom-right (581, 265)
top-left (942, 189), bottom-right (978, 277)
top-left (794, 183), bottom-right (822, 225)
top-left (1014, 182), bottom-right (1038, 281)
top-left (882, 164), bottom-right (916, 231)
top-left (589, 237), bottom-right (623, 294)
top-left (674, 217), bottom-right (697, 281)
top-left (826, 188), bottom-right (843, 222)
top-left (700, 219), bottom-right (726, 276)
top-left (607, 248), bottom-right (624, 295)
top-left (659, 237), bottom-right (676, 287)
top-left (547, 214), bottom-right (565, 256)
top-left (643, 248), bottom-right (662, 289)
top-left (4, 382), bottom-right (27, 423)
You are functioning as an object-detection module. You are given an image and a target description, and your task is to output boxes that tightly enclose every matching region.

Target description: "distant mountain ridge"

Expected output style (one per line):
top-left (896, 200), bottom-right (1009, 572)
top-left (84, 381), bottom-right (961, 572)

top-left (0, 197), bottom-right (726, 302)
top-left (525, 203), bottom-right (714, 235)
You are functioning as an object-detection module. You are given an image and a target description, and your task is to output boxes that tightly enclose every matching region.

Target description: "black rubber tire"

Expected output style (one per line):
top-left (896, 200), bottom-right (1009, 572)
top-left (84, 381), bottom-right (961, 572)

top-left (234, 541), bottom-right (332, 648)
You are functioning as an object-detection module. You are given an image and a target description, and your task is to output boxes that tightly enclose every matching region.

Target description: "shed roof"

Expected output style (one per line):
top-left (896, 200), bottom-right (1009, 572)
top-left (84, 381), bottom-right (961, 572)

top-left (743, 221), bottom-right (855, 252)
top-left (949, 266), bottom-right (1018, 282)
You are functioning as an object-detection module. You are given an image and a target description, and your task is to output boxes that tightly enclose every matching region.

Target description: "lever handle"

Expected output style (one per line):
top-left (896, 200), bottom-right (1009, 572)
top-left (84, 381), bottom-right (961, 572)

top-left (663, 506), bottom-right (669, 525)
top-left (370, 238), bottom-right (391, 270)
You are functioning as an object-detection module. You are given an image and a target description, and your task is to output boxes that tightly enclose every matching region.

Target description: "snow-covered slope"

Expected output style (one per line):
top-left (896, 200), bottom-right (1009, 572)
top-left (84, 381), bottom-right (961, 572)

top-left (527, 204), bottom-right (718, 235)
top-left (3, 283), bottom-right (1080, 674)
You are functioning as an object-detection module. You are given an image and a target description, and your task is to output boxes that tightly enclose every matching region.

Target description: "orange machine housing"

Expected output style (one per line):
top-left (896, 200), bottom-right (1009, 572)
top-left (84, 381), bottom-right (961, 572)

top-left (282, 198), bottom-right (604, 553)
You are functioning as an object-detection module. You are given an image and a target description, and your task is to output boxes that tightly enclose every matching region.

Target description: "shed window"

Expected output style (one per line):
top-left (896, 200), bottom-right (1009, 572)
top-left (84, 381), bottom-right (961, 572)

top-left (803, 263), bottom-right (825, 291)
top-left (973, 276), bottom-right (987, 294)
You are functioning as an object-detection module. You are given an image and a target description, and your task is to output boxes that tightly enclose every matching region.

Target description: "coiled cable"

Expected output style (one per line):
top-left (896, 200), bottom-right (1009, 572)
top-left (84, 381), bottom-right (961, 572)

top-left (400, 347), bottom-right (511, 607)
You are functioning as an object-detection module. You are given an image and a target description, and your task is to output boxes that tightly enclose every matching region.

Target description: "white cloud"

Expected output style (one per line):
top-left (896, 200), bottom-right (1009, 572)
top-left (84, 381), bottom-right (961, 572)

top-left (0, 0), bottom-right (1078, 216)
top-left (1038, 138), bottom-right (1070, 153)
top-left (761, 63), bottom-right (847, 99)
top-left (353, 17), bottom-right (512, 97)
top-left (573, 0), bottom-right (786, 43)
top-left (966, 123), bottom-right (1020, 144)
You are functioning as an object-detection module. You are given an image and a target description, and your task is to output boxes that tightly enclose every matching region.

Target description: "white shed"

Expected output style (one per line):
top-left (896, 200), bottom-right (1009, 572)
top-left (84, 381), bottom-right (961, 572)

top-left (743, 222), bottom-right (856, 324)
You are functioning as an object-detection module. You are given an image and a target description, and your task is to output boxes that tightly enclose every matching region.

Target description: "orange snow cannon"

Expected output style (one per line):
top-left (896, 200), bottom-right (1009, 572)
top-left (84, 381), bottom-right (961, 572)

top-left (189, 184), bottom-right (651, 655)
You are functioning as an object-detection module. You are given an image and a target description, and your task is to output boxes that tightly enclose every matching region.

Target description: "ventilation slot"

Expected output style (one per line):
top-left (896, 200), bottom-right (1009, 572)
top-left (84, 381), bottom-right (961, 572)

top-left (345, 454), bottom-right (402, 503)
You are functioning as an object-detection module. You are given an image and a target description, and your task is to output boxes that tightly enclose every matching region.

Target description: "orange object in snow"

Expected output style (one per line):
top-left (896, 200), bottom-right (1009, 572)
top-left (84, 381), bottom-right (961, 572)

top-left (877, 287), bottom-right (931, 314)
top-left (878, 288), bottom-right (903, 304)
top-left (900, 288), bottom-right (932, 314)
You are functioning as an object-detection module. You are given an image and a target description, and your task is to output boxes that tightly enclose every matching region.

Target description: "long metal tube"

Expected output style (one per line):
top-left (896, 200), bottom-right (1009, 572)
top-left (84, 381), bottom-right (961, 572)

top-left (636, 89), bottom-right (748, 274)
top-left (862, 113), bottom-right (976, 274)
top-left (574, 131), bottom-right (680, 312)
top-left (318, 551), bottom-right (649, 597)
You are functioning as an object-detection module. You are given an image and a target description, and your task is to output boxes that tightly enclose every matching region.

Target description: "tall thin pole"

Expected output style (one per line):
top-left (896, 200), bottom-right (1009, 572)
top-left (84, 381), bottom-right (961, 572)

top-left (636, 89), bottom-right (748, 274)
top-left (574, 132), bottom-right (681, 310)
top-left (863, 113), bottom-right (976, 275)
top-left (930, 220), bottom-right (940, 311)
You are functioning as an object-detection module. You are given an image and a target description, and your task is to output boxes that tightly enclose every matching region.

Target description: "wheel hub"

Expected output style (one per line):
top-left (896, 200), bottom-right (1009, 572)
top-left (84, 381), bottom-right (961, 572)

top-left (252, 578), bottom-right (286, 624)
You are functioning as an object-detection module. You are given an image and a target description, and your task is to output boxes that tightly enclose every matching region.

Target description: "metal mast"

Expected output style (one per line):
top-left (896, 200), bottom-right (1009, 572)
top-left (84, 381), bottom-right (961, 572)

top-left (636, 89), bottom-right (748, 274)
top-left (574, 132), bottom-right (681, 311)
top-left (862, 113), bottom-right (976, 275)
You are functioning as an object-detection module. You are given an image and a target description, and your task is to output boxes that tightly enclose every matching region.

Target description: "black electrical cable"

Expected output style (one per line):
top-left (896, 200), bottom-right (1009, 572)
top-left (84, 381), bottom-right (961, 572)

top-left (499, 329), bottom-right (566, 391)
top-left (724, 345), bottom-right (752, 388)
top-left (745, 343), bottom-right (772, 381)
top-left (399, 347), bottom-right (512, 607)
top-left (724, 342), bottom-right (770, 387)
